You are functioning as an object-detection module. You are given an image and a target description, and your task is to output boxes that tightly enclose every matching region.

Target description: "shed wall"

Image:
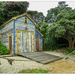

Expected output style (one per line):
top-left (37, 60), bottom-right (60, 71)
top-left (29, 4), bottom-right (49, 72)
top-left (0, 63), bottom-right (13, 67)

top-left (15, 16), bottom-right (36, 53)
top-left (0, 21), bottom-right (13, 50)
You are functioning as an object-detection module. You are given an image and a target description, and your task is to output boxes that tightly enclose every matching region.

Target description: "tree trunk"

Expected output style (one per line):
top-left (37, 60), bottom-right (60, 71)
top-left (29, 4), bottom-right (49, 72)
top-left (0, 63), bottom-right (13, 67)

top-left (69, 41), bottom-right (72, 48)
top-left (68, 38), bottom-right (75, 49)
top-left (72, 38), bottom-right (75, 49)
top-left (62, 36), bottom-right (75, 49)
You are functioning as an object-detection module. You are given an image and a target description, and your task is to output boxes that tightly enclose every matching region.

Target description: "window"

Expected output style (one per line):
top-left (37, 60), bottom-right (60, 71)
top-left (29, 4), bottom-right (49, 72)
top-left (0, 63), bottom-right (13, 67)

top-left (24, 17), bottom-right (28, 24)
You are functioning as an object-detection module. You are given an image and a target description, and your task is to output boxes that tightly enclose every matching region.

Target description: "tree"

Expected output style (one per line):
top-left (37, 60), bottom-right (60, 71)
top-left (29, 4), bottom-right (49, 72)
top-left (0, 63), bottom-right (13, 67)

top-left (3, 2), bottom-right (29, 22)
top-left (49, 9), bottom-right (75, 49)
top-left (27, 10), bottom-right (45, 24)
top-left (0, 2), bottom-right (5, 25)
top-left (46, 1), bottom-right (71, 23)
top-left (0, 2), bottom-right (5, 11)
top-left (58, 1), bottom-right (68, 7)
top-left (36, 22), bottom-right (49, 38)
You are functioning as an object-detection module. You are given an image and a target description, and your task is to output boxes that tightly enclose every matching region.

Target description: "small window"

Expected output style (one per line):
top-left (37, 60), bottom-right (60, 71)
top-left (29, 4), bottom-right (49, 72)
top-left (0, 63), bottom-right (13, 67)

top-left (24, 17), bottom-right (28, 24)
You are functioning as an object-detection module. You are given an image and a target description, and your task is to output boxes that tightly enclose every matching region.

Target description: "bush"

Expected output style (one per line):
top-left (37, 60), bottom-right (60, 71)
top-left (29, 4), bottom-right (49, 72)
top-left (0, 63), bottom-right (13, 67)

top-left (43, 37), bottom-right (58, 51)
top-left (67, 47), bottom-right (74, 53)
top-left (0, 42), bottom-right (9, 55)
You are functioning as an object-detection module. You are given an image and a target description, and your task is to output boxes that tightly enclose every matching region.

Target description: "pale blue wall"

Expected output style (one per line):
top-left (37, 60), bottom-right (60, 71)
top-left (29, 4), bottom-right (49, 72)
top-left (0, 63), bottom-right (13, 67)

top-left (0, 21), bottom-right (13, 49)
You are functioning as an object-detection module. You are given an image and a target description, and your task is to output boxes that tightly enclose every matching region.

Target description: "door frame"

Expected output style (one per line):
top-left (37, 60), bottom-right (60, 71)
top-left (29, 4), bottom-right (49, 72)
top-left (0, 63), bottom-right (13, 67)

top-left (16, 29), bottom-right (35, 53)
top-left (36, 38), bottom-right (40, 51)
top-left (8, 35), bottom-right (13, 54)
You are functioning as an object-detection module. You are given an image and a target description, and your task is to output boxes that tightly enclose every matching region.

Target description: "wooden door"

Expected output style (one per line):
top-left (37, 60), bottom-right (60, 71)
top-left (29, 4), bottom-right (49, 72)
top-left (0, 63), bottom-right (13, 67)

top-left (36, 38), bottom-right (40, 51)
top-left (17, 31), bottom-right (34, 53)
top-left (9, 36), bottom-right (12, 54)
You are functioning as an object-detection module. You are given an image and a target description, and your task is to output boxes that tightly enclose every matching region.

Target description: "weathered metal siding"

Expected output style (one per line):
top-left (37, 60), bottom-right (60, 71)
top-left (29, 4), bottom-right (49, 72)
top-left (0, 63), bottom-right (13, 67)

top-left (0, 21), bottom-right (13, 49)
top-left (15, 16), bottom-right (36, 53)
top-left (35, 30), bottom-right (43, 51)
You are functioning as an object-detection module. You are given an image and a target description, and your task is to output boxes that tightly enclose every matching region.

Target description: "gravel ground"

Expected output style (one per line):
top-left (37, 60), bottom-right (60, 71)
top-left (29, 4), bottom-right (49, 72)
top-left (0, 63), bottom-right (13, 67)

top-left (0, 52), bottom-right (75, 73)
top-left (0, 56), bottom-right (49, 73)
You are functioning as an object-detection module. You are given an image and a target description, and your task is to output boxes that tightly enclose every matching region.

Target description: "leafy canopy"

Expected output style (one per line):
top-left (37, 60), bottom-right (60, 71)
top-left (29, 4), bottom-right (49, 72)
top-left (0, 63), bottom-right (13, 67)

top-left (49, 8), bottom-right (75, 48)
top-left (27, 10), bottom-right (45, 24)
top-left (0, 1), bottom-right (29, 26)
top-left (46, 1), bottom-right (71, 23)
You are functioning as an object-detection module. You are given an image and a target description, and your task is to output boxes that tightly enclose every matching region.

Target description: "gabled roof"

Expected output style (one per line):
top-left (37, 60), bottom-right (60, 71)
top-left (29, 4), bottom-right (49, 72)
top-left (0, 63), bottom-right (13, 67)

top-left (0, 13), bottom-right (37, 28)
top-left (0, 13), bottom-right (43, 37)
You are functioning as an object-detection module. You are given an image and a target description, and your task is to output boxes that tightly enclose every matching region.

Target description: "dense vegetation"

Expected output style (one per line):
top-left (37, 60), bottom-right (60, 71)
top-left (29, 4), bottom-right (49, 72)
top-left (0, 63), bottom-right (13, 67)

top-left (37, 1), bottom-right (75, 50)
top-left (0, 1), bottom-right (29, 26)
top-left (27, 10), bottom-right (45, 24)
top-left (49, 8), bottom-right (75, 49)
top-left (0, 42), bottom-right (9, 55)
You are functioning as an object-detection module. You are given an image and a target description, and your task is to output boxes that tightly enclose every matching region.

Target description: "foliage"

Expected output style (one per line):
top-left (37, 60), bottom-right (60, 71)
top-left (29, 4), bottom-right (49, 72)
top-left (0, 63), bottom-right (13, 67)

top-left (27, 10), bottom-right (45, 24)
top-left (36, 22), bottom-right (49, 38)
top-left (0, 2), bottom-right (4, 11)
top-left (0, 1), bottom-right (29, 26)
top-left (0, 42), bottom-right (9, 55)
top-left (19, 69), bottom-right (49, 73)
top-left (58, 1), bottom-right (68, 7)
top-left (46, 1), bottom-right (71, 23)
top-left (67, 47), bottom-right (74, 53)
top-left (43, 37), bottom-right (58, 50)
top-left (3, 2), bottom-right (29, 22)
top-left (0, 2), bottom-right (5, 25)
top-left (49, 8), bottom-right (75, 49)
top-left (36, 22), bottom-right (58, 50)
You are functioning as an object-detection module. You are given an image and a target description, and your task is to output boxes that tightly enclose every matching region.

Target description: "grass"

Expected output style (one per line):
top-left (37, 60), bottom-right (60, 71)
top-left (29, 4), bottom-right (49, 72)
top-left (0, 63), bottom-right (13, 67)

top-left (0, 61), bottom-right (1, 65)
top-left (63, 53), bottom-right (70, 55)
top-left (63, 53), bottom-right (75, 56)
top-left (19, 69), bottom-right (49, 73)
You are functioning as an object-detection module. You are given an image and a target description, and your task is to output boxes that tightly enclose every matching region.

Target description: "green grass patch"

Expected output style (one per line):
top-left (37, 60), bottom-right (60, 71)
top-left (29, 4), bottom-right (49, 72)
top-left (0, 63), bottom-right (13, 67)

top-left (19, 69), bottom-right (49, 73)
top-left (0, 61), bottom-right (1, 65)
top-left (63, 53), bottom-right (70, 55)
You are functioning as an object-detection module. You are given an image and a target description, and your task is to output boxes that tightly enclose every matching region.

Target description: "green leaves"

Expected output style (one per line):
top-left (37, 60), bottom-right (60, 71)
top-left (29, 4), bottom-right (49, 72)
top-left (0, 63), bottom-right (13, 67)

top-left (49, 8), bottom-right (75, 44)
top-left (0, 1), bottom-right (29, 26)
top-left (67, 25), bottom-right (74, 31)
top-left (0, 42), bottom-right (9, 55)
top-left (56, 26), bottom-right (66, 37)
top-left (27, 10), bottom-right (45, 24)
top-left (36, 22), bottom-right (49, 38)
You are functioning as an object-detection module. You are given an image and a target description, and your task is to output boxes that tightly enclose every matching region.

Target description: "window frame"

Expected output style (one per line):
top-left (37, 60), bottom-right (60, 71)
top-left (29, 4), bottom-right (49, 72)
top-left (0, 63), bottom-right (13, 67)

top-left (24, 17), bottom-right (28, 24)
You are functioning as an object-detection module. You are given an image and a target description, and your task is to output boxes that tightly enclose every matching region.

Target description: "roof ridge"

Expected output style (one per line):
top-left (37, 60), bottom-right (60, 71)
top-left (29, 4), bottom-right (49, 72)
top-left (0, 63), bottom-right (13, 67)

top-left (0, 13), bottom-right (37, 28)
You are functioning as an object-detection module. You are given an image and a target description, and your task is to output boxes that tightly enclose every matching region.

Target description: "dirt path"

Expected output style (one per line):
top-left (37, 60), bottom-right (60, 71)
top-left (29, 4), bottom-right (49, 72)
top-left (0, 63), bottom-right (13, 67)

top-left (46, 59), bottom-right (75, 73)
top-left (44, 51), bottom-right (75, 73)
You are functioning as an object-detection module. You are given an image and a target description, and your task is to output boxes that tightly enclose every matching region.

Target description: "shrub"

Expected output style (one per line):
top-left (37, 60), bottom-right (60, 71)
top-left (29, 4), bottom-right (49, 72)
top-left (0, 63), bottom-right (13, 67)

top-left (0, 42), bottom-right (9, 55)
top-left (67, 47), bottom-right (74, 53)
top-left (43, 37), bottom-right (58, 51)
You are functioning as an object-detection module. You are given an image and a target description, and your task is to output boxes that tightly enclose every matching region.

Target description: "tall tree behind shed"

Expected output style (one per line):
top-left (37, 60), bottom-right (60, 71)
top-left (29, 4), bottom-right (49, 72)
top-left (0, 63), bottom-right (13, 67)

top-left (3, 1), bottom-right (29, 23)
top-left (27, 10), bottom-right (45, 24)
